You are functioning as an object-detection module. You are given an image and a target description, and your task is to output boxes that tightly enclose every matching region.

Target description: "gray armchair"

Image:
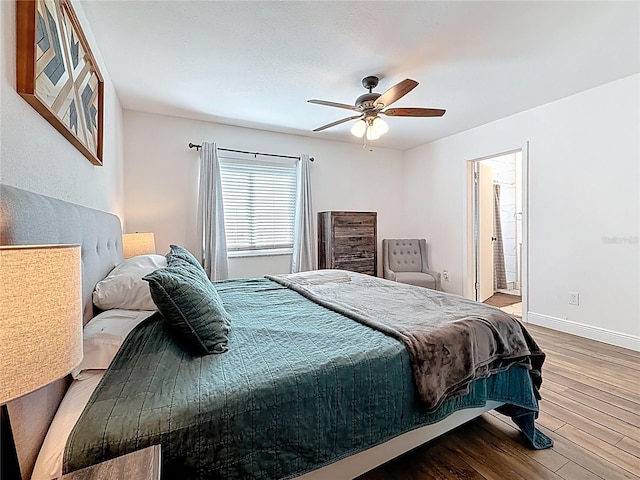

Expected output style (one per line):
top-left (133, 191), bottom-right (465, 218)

top-left (382, 239), bottom-right (442, 291)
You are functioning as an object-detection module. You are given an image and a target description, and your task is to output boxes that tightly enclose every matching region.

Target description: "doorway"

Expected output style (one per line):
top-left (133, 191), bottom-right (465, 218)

top-left (466, 146), bottom-right (528, 320)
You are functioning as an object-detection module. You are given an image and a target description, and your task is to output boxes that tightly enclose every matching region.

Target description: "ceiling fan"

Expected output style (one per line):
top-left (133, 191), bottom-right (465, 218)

top-left (308, 76), bottom-right (446, 141)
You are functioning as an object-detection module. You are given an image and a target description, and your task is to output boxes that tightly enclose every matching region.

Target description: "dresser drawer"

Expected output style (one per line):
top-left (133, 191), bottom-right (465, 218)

top-left (333, 235), bottom-right (375, 250)
top-left (333, 214), bottom-right (375, 228)
top-left (335, 247), bottom-right (375, 259)
top-left (335, 251), bottom-right (375, 261)
top-left (334, 226), bottom-right (374, 238)
top-left (334, 258), bottom-right (375, 273)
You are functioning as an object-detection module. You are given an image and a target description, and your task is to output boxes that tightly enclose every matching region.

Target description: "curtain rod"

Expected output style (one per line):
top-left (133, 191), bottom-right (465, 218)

top-left (188, 143), bottom-right (314, 162)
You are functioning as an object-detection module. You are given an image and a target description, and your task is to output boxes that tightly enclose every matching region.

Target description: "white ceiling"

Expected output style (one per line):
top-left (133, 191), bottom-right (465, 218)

top-left (81, 1), bottom-right (639, 151)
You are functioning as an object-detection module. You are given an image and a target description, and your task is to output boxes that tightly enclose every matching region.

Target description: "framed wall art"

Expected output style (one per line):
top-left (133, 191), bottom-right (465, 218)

top-left (17, 0), bottom-right (104, 166)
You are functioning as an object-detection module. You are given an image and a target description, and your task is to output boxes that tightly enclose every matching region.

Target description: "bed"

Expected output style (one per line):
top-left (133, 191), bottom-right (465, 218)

top-left (0, 184), bottom-right (551, 480)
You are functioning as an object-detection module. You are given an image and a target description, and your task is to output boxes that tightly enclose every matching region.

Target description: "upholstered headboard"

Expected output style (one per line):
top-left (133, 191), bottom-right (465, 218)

top-left (0, 184), bottom-right (124, 479)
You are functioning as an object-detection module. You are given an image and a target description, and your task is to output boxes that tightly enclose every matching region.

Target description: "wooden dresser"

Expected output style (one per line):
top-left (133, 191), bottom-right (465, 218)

top-left (317, 211), bottom-right (377, 276)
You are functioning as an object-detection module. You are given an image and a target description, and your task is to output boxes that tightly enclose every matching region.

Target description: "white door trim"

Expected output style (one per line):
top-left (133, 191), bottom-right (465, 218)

top-left (521, 141), bottom-right (530, 322)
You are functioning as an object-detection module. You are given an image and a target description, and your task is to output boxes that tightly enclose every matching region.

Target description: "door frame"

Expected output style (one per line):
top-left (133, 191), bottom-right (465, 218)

top-left (475, 161), bottom-right (495, 302)
top-left (463, 142), bottom-right (530, 321)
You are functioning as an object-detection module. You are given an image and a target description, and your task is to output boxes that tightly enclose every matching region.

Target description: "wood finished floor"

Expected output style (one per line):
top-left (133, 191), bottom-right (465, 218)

top-left (357, 324), bottom-right (640, 480)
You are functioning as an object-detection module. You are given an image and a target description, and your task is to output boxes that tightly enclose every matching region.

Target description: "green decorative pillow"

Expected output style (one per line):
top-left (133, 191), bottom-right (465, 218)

top-left (142, 265), bottom-right (230, 355)
top-left (166, 244), bottom-right (206, 274)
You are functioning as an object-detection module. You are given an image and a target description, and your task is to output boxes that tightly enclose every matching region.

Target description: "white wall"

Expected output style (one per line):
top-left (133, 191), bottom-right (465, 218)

top-left (123, 110), bottom-right (405, 278)
top-left (0, 0), bottom-right (124, 216)
top-left (403, 74), bottom-right (640, 349)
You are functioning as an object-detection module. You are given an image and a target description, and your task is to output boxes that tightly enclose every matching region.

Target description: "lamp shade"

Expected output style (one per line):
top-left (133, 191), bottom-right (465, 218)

top-left (123, 232), bottom-right (156, 259)
top-left (0, 245), bottom-right (82, 404)
top-left (366, 125), bottom-right (380, 140)
top-left (371, 116), bottom-right (388, 136)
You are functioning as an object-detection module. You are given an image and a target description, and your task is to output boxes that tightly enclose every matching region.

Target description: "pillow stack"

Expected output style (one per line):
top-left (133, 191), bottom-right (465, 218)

top-left (93, 254), bottom-right (167, 310)
top-left (143, 245), bottom-right (231, 355)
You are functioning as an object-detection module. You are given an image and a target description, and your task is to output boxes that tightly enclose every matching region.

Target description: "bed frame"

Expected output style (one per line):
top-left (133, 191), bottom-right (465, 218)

top-left (0, 184), bottom-right (499, 480)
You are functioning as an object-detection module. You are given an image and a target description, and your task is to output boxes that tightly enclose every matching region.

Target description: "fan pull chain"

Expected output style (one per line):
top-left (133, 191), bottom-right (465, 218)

top-left (362, 133), bottom-right (374, 152)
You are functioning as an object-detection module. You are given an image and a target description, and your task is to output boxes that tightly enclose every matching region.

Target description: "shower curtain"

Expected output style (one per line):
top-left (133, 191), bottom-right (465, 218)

top-left (493, 184), bottom-right (507, 290)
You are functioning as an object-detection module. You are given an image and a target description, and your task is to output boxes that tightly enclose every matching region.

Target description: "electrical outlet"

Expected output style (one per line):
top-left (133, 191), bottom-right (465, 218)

top-left (569, 292), bottom-right (580, 306)
top-left (443, 270), bottom-right (449, 281)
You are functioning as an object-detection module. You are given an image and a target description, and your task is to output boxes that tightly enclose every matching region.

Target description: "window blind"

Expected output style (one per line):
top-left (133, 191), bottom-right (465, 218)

top-left (219, 158), bottom-right (297, 253)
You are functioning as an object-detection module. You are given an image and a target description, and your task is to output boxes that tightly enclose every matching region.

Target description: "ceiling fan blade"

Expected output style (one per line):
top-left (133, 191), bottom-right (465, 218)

top-left (382, 107), bottom-right (446, 117)
top-left (374, 79), bottom-right (419, 109)
top-left (313, 115), bottom-right (362, 132)
top-left (308, 99), bottom-right (360, 111)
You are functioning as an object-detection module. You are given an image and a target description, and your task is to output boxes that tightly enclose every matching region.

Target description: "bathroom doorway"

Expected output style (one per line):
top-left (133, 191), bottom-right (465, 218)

top-left (466, 146), bottom-right (528, 319)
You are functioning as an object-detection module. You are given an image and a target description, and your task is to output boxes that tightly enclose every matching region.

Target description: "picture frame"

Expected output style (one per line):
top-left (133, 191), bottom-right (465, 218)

top-left (16, 0), bottom-right (104, 166)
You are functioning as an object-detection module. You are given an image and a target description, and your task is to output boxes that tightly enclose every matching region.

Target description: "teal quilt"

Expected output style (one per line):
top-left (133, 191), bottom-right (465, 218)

top-left (64, 278), bottom-right (550, 479)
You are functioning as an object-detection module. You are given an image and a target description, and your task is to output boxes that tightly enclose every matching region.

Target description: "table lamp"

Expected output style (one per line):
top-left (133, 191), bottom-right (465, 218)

top-left (122, 232), bottom-right (156, 259)
top-left (0, 244), bottom-right (83, 479)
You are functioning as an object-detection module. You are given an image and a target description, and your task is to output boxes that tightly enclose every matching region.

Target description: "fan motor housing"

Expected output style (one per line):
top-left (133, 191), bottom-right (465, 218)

top-left (355, 92), bottom-right (381, 110)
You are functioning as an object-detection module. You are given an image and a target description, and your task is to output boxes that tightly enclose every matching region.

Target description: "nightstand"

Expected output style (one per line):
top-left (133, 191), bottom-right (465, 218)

top-left (62, 445), bottom-right (161, 480)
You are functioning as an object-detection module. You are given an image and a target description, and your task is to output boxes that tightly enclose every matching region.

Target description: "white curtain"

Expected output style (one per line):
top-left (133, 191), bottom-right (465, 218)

top-left (291, 154), bottom-right (314, 273)
top-left (199, 142), bottom-right (229, 280)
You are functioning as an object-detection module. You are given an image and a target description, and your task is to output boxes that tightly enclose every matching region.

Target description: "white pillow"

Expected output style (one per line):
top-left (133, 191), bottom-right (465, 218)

top-left (72, 309), bottom-right (155, 379)
top-left (32, 371), bottom-right (105, 480)
top-left (93, 254), bottom-right (166, 310)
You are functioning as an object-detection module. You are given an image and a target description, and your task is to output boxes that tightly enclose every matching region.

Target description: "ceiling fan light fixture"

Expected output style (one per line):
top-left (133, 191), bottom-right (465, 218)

top-left (371, 116), bottom-right (388, 136)
top-left (350, 119), bottom-right (367, 138)
top-left (366, 124), bottom-right (380, 141)
top-left (309, 76), bottom-right (445, 138)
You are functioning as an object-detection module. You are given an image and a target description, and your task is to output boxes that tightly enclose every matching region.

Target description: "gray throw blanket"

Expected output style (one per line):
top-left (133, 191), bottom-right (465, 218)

top-left (267, 270), bottom-right (545, 410)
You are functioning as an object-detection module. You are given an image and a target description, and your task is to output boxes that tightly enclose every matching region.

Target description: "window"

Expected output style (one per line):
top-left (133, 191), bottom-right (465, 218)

top-left (219, 156), bottom-right (297, 256)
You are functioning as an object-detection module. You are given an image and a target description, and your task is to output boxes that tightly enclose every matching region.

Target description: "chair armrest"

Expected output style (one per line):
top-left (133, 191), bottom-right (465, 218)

top-left (384, 267), bottom-right (397, 281)
top-left (423, 268), bottom-right (442, 291)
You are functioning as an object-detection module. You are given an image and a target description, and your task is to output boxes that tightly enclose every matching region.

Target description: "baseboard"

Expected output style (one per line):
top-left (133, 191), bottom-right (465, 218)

top-left (527, 312), bottom-right (640, 352)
